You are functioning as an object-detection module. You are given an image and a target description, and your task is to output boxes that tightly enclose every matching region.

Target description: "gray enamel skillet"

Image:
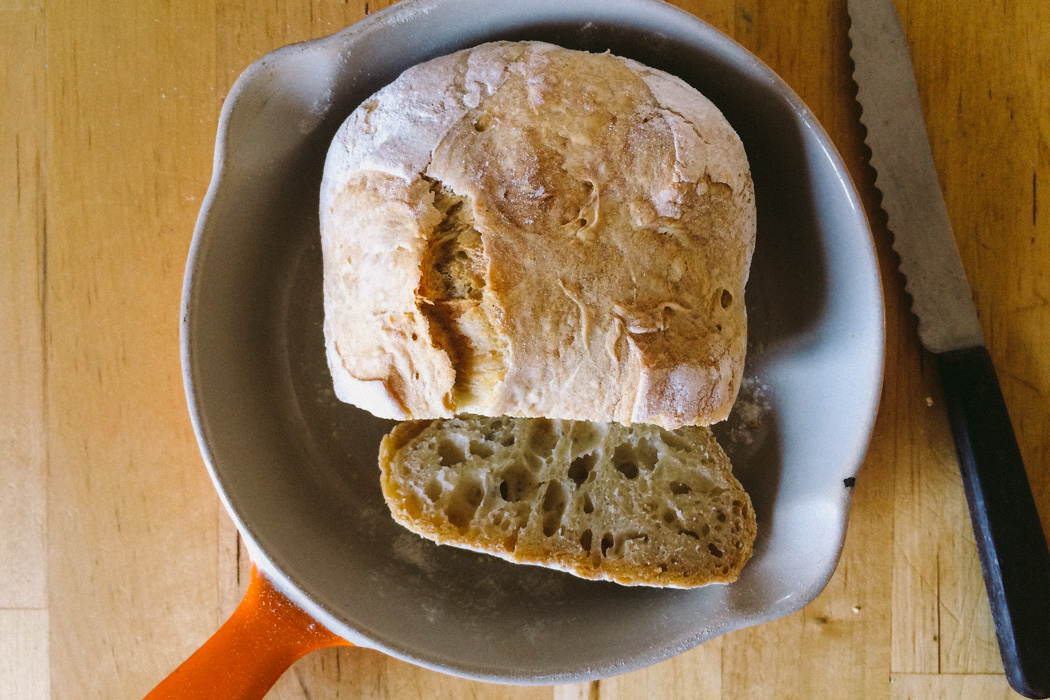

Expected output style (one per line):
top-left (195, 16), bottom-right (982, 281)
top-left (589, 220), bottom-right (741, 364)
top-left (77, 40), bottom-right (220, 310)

top-left (147, 0), bottom-right (884, 696)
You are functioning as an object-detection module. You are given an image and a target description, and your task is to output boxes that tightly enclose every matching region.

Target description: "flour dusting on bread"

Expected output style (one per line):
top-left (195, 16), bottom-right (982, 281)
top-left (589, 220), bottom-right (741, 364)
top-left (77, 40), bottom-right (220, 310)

top-left (320, 41), bottom-right (756, 429)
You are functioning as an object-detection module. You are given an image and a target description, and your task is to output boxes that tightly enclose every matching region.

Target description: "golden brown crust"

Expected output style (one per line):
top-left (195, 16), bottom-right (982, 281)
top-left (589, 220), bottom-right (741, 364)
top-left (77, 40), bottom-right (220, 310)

top-left (321, 41), bottom-right (756, 428)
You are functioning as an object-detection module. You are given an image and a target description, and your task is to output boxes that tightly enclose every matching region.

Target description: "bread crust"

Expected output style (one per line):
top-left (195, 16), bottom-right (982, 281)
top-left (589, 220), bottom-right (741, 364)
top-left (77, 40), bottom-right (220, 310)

top-left (321, 41), bottom-right (756, 428)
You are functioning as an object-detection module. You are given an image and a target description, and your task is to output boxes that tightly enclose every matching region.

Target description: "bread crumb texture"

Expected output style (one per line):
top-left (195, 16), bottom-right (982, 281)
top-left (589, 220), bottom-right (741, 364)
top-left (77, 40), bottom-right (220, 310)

top-left (321, 41), bottom-right (756, 428)
top-left (380, 415), bottom-right (756, 587)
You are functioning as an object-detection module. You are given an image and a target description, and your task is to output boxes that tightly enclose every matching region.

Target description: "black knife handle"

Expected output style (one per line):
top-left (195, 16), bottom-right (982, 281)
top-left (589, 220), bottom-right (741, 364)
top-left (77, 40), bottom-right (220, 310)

top-left (937, 346), bottom-right (1050, 698)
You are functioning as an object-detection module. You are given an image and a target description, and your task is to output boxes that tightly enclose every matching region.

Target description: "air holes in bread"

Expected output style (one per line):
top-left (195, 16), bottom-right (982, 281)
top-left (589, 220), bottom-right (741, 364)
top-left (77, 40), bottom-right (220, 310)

top-left (498, 460), bottom-right (535, 502)
top-left (661, 431), bottom-right (692, 453)
top-left (580, 528), bottom-right (593, 552)
top-left (582, 493), bottom-right (594, 514)
top-left (635, 438), bottom-right (658, 469)
top-left (525, 452), bottom-right (543, 472)
top-left (528, 418), bottom-right (558, 457)
top-left (568, 453), bottom-right (596, 486)
top-left (669, 481), bottom-right (691, 495)
top-left (720, 288), bottom-right (733, 309)
top-left (612, 443), bottom-right (639, 479)
top-left (600, 532), bottom-right (614, 557)
top-left (540, 481), bottom-right (567, 537)
top-left (424, 478), bottom-right (443, 502)
top-left (445, 476), bottom-right (484, 530)
top-left (612, 439), bottom-right (657, 480)
top-left (708, 543), bottom-right (724, 558)
top-left (438, 440), bottom-right (466, 467)
top-left (541, 481), bottom-right (565, 511)
top-left (469, 440), bottom-right (494, 458)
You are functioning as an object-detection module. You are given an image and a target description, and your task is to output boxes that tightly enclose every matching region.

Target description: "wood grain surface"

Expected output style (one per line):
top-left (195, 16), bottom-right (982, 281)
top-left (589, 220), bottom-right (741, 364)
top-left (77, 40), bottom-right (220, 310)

top-left (1, 0), bottom-right (1047, 698)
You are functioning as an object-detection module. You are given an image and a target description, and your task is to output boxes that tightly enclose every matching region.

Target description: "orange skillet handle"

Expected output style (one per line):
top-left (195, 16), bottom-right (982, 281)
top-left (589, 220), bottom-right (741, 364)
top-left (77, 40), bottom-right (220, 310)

top-left (145, 564), bottom-right (352, 700)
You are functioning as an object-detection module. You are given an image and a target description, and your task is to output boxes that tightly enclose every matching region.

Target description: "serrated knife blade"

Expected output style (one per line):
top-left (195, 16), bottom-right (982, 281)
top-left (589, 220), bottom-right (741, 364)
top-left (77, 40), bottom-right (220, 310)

top-left (847, 0), bottom-right (981, 354)
top-left (848, 1), bottom-right (1050, 697)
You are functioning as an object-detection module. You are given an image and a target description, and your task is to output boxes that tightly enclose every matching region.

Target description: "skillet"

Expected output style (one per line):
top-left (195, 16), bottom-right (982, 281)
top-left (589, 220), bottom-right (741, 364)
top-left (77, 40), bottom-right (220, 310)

top-left (152, 0), bottom-right (884, 694)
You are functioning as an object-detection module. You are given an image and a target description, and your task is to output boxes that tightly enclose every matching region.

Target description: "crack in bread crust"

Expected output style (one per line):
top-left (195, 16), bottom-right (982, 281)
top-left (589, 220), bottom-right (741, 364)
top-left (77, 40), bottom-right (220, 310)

top-left (416, 178), bottom-right (509, 412)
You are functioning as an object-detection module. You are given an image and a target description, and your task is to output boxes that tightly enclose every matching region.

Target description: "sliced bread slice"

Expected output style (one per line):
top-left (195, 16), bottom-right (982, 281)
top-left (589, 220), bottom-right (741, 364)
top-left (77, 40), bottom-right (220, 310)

top-left (379, 415), bottom-right (756, 587)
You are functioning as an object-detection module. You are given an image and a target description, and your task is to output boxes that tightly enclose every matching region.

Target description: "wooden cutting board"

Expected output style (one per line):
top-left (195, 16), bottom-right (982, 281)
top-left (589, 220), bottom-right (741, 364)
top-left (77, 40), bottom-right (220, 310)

top-left (2, 0), bottom-right (1047, 698)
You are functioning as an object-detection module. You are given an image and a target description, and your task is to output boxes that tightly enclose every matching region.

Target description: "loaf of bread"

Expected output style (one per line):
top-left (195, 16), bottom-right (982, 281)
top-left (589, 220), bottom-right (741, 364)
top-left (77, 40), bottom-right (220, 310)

top-left (320, 41), bottom-right (756, 429)
top-left (379, 415), bottom-right (756, 587)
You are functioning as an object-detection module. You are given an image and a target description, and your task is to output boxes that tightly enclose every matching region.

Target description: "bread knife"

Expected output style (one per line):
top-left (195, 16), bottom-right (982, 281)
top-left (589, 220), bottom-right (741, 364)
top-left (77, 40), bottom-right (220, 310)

top-left (848, 0), bottom-right (1050, 696)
